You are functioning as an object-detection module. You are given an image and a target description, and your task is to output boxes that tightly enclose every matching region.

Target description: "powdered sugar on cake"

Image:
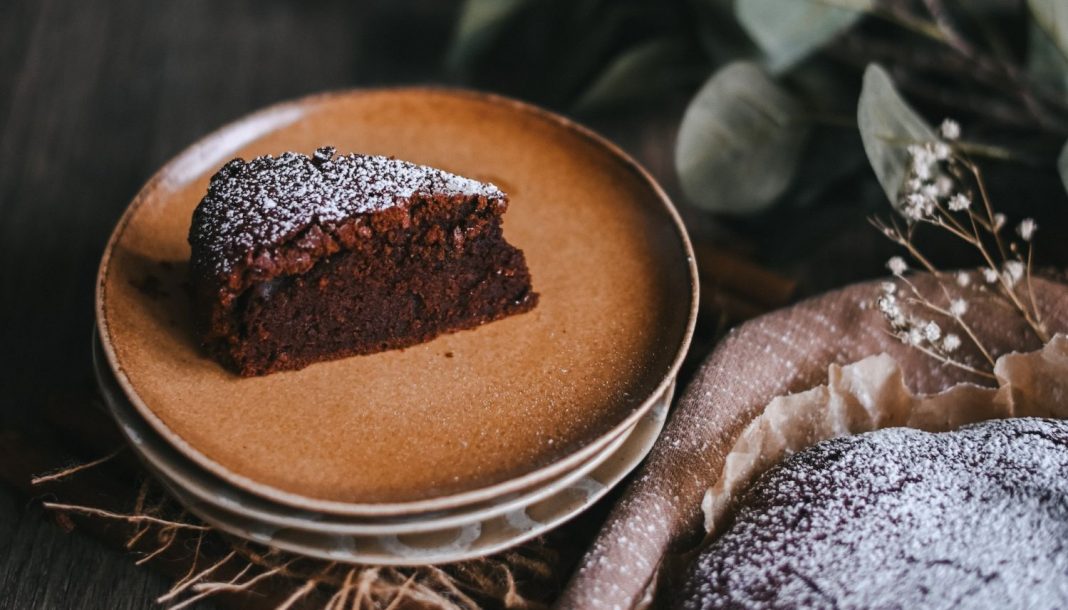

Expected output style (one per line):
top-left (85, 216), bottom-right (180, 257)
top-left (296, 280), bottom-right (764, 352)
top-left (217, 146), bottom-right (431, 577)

top-left (189, 147), bottom-right (504, 276)
top-left (681, 418), bottom-right (1068, 609)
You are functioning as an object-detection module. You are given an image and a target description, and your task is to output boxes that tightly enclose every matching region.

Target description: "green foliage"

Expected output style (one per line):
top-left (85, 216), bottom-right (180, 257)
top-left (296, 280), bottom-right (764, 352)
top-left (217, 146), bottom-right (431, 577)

top-left (1059, 141), bottom-right (1068, 195)
top-left (446, 0), bottom-right (537, 72)
top-left (1028, 21), bottom-right (1068, 93)
top-left (1028, 0), bottom-right (1068, 59)
top-left (445, 0), bottom-right (712, 109)
top-left (735, 0), bottom-right (872, 73)
top-left (572, 39), bottom-right (698, 114)
top-left (857, 64), bottom-right (935, 208)
top-left (675, 61), bottom-right (810, 213)
top-left (447, 0), bottom-right (1068, 219)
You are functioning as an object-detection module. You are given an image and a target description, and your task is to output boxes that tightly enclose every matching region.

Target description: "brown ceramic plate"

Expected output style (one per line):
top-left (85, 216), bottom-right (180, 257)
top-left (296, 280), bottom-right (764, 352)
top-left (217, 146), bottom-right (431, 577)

top-left (96, 88), bottom-right (697, 514)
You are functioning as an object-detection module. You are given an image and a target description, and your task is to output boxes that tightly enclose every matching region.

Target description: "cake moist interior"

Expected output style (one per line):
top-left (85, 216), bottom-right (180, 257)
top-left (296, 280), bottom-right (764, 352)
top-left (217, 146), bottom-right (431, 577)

top-left (233, 194), bottom-right (535, 374)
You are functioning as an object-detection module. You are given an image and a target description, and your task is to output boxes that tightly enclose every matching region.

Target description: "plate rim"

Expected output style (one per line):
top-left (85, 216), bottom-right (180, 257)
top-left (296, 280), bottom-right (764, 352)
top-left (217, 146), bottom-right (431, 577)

top-left (94, 329), bottom-right (648, 535)
top-left (95, 86), bottom-right (699, 515)
top-left (155, 390), bottom-right (670, 566)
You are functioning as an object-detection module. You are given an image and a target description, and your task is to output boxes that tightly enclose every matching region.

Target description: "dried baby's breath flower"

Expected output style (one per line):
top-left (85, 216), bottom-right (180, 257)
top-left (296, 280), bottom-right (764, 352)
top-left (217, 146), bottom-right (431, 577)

top-left (904, 193), bottom-right (934, 220)
top-left (947, 193), bottom-right (971, 212)
top-left (923, 321), bottom-right (942, 342)
top-left (950, 298), bottom-right (968, 317)
top-left (907, 327), bottom-right (925, 346)
top-left (877, 297), bottom-right (905, 328)
top-left (1017, 218), bottom-right (1037, 242)
top-left (939, 119), bottom-right (960, 141)
top-left (874, 119), bottom-right (1047, 380)
top-left (887, 256), bottom-right (908, 276)
top-left (908, 144), bottom-right (936, 181)
top-left (942, 334), bottom-right (961, 352)
top-left (1004, 260), bottom-right (1025, 284)
top-left (931, 141), bottom-right (950, 161)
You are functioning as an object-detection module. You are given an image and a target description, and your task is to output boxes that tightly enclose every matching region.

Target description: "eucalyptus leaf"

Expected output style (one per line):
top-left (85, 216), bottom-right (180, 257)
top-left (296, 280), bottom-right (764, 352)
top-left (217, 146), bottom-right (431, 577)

top-left (446, 0), bottom-right (536, 71)
top-left (1059, 140), bottom-right (1068, 196)
top-left (735, 0), bottom-right (872, 74)
top-left (857, 64), bottom-right (935, 208)
top-left (572, 39), bottom-right (694, 114)
top-left (675, 61), bottom-right (810, 214)
top-left (1028, 0), bottom-right (1068, 59)
top-left (1028, 21), bottom-right (1068, 93)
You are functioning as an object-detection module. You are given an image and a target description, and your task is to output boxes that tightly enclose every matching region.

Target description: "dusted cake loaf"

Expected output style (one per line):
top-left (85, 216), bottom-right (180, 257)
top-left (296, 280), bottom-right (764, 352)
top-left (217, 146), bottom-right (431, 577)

top-left (679, 417), bottom-right (1068, 609)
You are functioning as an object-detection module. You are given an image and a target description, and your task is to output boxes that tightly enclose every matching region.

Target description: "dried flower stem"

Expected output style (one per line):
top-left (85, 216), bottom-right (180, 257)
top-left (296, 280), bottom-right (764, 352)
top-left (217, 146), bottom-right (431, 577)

top-left (190, 563), bottom-right (283, 595)
top-left (964, 207), bottom-right (1048, 343)
top-left (168, 563), bottom-right (256, 610)
top-left (896, 330), bottom-right (997, 380)
top-left (870, 3), bottom-right (946, 44)
top-left (1026, 243), bottom-right (1043, 328)
top-left (30, 447), bottom-right (124, 486)
top-left (276, 579), bottom-right (319, 610)
top-left (134, 526), bottom-right (178, 565)
top-left (383, 573), bottom-right (419, 610)
top-left (920, 0), bottom-right (973, 56)
top-left (126, 480), bottom-right (154, 550)
top-left (897, 281), bottom-right (996, 367)
top-left (324, 568), bottom-right (356, 610)
top-left (170, 530), bottom-right (205, 590)
top-left (874, 122), bottom-right (1049, 376)
top-left (158, 550), bottom-right (236, 603)
top-left (426, 566), bottom-right (484, 609)
top-left (37, 464), bottom-right (555, 610)
top-left (41, 502), bottom-right (211, 531)
top-left (872, 218), bottom-right (940, 276)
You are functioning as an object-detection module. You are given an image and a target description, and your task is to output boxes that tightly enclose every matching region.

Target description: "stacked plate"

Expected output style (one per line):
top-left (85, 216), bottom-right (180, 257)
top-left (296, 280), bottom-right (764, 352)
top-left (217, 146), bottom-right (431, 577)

top-left (93, 334), bottom-right (672, 564)
top-left (93, 88), bottom-right (697, 565)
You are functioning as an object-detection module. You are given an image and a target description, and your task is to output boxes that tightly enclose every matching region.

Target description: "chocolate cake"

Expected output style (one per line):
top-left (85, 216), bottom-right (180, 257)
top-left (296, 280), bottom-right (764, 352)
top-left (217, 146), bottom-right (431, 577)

top-left (679, 418), bottom-right (1068, 609)
top-left (188, 147), bottom-right (537, 376)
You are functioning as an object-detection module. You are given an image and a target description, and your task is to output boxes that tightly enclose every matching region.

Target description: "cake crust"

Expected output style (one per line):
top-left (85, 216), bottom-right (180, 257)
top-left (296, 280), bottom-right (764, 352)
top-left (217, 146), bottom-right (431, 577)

top-left (188, 148), bottom-right (536, 375)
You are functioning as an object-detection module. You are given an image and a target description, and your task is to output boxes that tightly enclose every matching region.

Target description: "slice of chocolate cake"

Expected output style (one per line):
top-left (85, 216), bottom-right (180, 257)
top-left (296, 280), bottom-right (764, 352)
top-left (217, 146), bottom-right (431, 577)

top-left (188, 147), bottom-right (537, 376)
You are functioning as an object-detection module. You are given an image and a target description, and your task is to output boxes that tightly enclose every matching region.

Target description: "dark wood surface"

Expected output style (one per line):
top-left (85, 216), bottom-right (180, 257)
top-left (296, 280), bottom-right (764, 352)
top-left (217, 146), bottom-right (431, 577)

top-left (0, 2), bottom-right (466, 608)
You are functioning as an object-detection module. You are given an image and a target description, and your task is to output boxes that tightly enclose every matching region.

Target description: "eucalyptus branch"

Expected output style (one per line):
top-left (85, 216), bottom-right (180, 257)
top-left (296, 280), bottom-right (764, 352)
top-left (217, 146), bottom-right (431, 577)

top-left (869, 3), bottom-right (947, 44)
top-left (920, 0), bottom-right (974, 57)
top-left (831, 11), bottom-right (1068, 136)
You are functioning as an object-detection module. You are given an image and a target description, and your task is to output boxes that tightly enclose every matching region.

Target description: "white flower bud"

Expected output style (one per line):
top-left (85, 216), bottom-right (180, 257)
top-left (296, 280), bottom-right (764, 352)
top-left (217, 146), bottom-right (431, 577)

top-left (1017, 218), bottom-right (1037, 242)
top-left (939, 119), bottom-right (960, 141)
top-left (887, 256), bottom-right (908, 276)
top-left (942, 334), bottom-right (961, 352)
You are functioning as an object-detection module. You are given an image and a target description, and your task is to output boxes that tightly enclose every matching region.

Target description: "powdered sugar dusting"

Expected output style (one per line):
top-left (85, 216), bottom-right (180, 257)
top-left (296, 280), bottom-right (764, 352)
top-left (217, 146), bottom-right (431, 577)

top-left (189, 147), bottom-right (503, 276)
top-left (681, 417), bottom-right (1068, 609)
